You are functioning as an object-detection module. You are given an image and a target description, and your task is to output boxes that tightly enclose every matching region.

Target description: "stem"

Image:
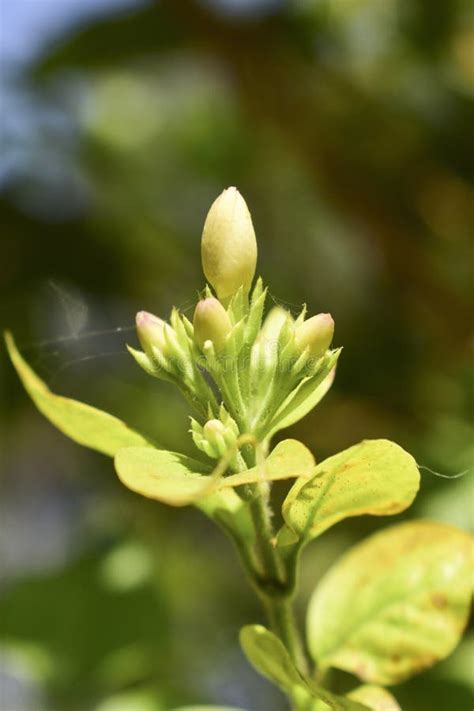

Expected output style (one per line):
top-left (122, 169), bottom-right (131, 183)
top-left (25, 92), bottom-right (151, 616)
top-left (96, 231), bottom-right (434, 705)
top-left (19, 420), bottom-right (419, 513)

top-left (249, 491), bottom-right (284, 585)
top-left (262, 595), bottom-right (309, 677)
top-left (247, 483), bottom-right (309, 676)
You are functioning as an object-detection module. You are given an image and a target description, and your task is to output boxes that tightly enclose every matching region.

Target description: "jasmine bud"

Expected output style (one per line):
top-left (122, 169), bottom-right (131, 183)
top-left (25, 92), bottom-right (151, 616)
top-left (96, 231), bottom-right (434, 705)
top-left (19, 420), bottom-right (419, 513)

top-left (201, 187), bottom-right (257, 302)
top-left (136, 311), bottom-right (168, 355)
top-left (295, 313), bottom-right (334, 359)
top-left (260, 307), bottom-right (293, 347)
top-left (193, 297), bottom-right (232, 352)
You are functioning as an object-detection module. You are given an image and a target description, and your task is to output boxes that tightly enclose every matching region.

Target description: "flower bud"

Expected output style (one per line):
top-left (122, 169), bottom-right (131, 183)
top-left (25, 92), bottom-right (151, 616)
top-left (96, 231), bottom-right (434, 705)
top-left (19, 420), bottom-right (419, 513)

top-left (136, 311), bottom-right (168, 355)
top-left (295, 313), bottom-right (334, 359)
top-left (260, 307), bottom-right (293, 346)
top-left (193, 297), bottom-right (232, 352)
top-left (194, 416), bottom-right (239, 460)
top-left (203, 418), bottom-right (226, 440)
top-left (201, 187), bottom-right (257, 301)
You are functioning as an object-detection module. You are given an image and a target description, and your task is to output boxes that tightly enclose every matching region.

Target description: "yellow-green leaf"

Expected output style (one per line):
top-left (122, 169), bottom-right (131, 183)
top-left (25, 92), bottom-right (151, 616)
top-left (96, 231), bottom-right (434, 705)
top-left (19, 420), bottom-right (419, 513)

top-left (115, 448), bottom-right (212, 505)
top-left (307, 521), bottom-right (473, 684)
top-left (266, 352), bottom-right (340, 439)
top-left (240, 626), bottom-right (369, 711)
top-left (225, 439), bottom-right (315, 488)
top-left (279, 439), bottom-right (419, 546)
top-left (347, 686), bottom-right (401, 711)
top-left (5, 331), bottom-right (152, 457)
top-left (239, 625), bottom-right (303, 693)
top-left (115, 439), bottom-right (315, 506)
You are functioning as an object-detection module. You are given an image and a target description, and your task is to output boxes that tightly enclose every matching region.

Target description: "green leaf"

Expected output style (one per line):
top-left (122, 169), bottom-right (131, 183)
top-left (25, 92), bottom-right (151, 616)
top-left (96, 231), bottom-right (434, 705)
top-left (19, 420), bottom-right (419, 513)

top-left (240, 626), bottom-right (369, 711)
top-left (279, 439), bottom-right (419, 546)
top-left (5, 331), bottom-right (152, 457)
top-left (114, 448), bottom-right (212, 506)
top-left (265, 350), bottom-right (340, 439)
top-left (239, 625), bottom-right (303, 693)
top-left (114, 439), bottom-right (315, 506)
top-left (347, 685), bottom-right (401, 711)
top-left (225, 439), bottom-right (315, 488)
top-left (307, 520), bottom-right (473, 685)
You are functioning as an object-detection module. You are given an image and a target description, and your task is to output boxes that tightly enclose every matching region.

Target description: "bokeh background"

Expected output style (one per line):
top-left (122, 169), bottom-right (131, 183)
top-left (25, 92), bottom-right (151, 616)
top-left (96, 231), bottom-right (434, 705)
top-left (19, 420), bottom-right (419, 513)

top-left (1, 1), bottom-right (473, 710)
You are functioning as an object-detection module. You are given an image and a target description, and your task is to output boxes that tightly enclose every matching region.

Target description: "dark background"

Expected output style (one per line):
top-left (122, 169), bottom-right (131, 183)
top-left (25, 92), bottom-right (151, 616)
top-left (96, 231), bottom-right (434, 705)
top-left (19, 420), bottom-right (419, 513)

top-left (1, 1), bottom-right (473, 709)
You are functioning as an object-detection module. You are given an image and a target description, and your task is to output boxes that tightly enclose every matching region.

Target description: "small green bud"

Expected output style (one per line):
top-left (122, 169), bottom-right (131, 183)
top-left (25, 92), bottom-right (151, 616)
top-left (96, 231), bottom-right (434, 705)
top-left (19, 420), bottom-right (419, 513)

top-left (201, 187), bottom-right (257, 301)
top-left (203, 418), bottom-right (226, 440)
top-left (198, 416), bottom-right (239, 460)
top-left (294, 313), bottom-right (334, 359)
top-left (193, 297), bottom-right (232, 352)
top-left (136, 311), bottom-right (169, 355)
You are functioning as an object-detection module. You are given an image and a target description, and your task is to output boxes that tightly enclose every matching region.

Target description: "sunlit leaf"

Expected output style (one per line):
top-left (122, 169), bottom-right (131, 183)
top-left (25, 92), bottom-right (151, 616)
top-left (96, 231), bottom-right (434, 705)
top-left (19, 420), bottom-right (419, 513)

top-left (240, 626), bottom-right (368, 711)
top-left (279, 439), bottom-right (419, 546)
top-left (114, 448), bottom-right (212, 506)
top-left (265, 352), bottom-right (340, 438)
top-left (307, 521), bottom-right (473, 684)
top-left (347, 685), bottom-right (401, 711)
top-left (5, 331), bottom-right (153, 457)
top-left (239, 624), bottom-right (303, 693)
top-left (115, 439), bottom-right (315, 506)
top-left (224, 439), bottom-right (315, 488)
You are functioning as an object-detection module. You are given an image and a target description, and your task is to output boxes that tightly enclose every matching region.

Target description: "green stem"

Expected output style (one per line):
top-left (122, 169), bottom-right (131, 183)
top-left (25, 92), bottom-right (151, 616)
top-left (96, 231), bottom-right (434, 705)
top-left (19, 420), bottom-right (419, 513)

top-left (262, 594), bottom-right (309, 677)
top-left (247, 486), bottom-right (309, 676)
top-left (249, 491), bottom-right (284, 585)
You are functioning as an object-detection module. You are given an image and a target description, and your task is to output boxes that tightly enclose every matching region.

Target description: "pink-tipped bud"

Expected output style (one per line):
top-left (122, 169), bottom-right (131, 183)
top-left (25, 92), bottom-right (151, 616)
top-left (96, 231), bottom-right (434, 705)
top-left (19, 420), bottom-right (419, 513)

top-left (193, 297), bottom-right (232, 352)
top-left (295, 313), bottom-right (334, 359)
top-left (136, 311), bottom-right (168, 354)
top-left (201, 187), bottom-right (257, 301)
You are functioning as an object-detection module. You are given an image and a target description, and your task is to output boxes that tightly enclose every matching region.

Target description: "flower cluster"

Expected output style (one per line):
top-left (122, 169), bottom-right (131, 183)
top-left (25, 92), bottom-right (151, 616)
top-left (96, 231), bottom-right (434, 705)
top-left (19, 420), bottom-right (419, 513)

top-left (130, 187), bottom-right (340, 452)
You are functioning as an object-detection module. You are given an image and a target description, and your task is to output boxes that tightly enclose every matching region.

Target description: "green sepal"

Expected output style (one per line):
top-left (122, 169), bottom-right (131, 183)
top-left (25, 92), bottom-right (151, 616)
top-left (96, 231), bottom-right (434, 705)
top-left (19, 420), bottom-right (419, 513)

top-left (127, 344), bottom-right (168, 380)
top-left (244, 277), bottom-right (267, 346)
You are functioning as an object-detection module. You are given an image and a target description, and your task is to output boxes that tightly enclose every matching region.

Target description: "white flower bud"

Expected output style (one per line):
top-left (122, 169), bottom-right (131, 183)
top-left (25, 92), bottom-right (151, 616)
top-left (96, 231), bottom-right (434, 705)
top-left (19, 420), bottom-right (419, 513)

top-left (136, 311), bottom-right (169, 355)
top-left (259, 307), bottom-right (293, 350)
top-left (193, 297), bottom-right (232, 352)
top-left (294, 313), bottom-right (334, 359)
top-left (201, 187), bottom-right (257, 301)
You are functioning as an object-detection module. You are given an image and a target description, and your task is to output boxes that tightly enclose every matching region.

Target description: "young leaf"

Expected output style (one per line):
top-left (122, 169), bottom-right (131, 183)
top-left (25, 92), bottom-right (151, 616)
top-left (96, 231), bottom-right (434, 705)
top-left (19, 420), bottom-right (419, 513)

top-left (279, 439), bottom-right (419, 546)
top-left (267, 366), bottom-right (336, 439)
top-left (347, 685), bottom-right (401, 711)
top-left (115, 448), bottom-right (212, 505)
top-left (307, 521), bottom-right (473, 685)
top-left (239, 624), bottom-right (304, 693)
top-left (224, 439), bottom-right (315, 488)
top-left (240, 626), bottom-right (369, 711)
top-left (115, 439), bottom-right (315, 506)
top-left (5, 331), bottom-right (153, 457)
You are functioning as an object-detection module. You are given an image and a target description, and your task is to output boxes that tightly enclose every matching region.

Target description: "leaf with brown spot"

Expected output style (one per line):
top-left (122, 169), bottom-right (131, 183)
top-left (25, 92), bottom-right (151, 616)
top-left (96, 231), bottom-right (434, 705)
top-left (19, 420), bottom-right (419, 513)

top-left (279, 439), bottom-right (420, 546)
top-left (307, 520), bottom-right (473, 684)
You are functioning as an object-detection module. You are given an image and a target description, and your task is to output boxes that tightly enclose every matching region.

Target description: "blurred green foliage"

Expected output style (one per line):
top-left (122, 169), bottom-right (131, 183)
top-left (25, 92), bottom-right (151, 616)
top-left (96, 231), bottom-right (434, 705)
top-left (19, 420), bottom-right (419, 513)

top-left (1, 1), bottom-right (473, 709)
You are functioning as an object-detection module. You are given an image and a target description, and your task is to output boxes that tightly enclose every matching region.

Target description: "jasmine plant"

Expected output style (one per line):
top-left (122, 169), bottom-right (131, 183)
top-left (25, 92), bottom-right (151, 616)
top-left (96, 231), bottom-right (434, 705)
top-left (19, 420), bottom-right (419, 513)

top-left (6, 188), bottom-right (472, 711)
